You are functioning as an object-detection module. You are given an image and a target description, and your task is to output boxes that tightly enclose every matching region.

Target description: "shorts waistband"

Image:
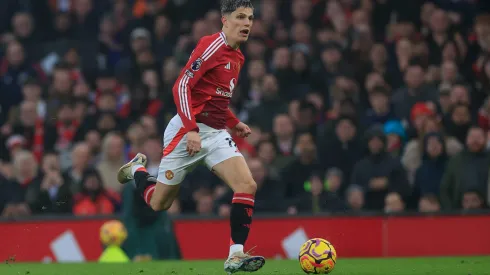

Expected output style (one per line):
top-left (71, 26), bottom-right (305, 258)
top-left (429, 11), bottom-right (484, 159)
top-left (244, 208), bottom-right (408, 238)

top-left (197, 122), bottom-right (220, 132)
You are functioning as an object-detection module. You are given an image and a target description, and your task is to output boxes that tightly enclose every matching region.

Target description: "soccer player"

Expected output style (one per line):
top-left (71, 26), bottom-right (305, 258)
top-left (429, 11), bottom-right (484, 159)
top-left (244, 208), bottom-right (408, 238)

top-left (117, 0), bottom-right (265, 273)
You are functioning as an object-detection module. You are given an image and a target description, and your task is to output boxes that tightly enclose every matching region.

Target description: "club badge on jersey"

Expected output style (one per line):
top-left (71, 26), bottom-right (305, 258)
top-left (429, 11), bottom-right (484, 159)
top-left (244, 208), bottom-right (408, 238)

top-left (191, 58), bottom-right (203, 71)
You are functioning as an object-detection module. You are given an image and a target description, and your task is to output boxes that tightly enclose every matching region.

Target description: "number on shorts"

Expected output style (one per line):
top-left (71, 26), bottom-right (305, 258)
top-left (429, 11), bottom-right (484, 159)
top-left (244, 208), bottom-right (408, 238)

top-left (226, 137), bottom-right (237, 148)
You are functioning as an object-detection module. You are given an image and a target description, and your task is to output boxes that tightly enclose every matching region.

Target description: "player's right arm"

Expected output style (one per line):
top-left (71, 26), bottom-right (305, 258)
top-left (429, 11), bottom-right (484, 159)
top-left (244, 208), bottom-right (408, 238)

top-left (172, 36), bottom-right (224, 133)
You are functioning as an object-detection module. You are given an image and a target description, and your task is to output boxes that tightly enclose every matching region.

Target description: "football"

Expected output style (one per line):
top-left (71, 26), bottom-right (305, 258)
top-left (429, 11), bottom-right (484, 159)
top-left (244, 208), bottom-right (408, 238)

top-left (298, 238), bottom-right (337, 274)
top-left (99, 220), bottom-right (128, 246)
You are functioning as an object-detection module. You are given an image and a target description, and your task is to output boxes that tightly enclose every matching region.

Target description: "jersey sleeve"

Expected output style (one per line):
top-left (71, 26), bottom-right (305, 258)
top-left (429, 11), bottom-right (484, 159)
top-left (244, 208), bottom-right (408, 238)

top-left (225, 108), bottom-right (240, 129)
top-left (172, 37), bottom-right (224, 133)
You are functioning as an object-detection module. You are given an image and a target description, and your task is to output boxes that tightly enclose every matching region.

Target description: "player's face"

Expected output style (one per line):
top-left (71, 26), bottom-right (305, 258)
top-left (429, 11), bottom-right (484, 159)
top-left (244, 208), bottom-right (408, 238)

top-left (224, 7), bottom-right (254, 43)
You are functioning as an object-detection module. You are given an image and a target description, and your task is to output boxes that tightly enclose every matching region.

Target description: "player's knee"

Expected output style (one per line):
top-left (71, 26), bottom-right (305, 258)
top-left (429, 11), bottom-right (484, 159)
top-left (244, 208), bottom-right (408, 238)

top-left (149, 196), bottom-right (173, 211)
top-left (236, 178), bottom-right (257, 195)
top-left (149, 199), bottom-right (164, 211)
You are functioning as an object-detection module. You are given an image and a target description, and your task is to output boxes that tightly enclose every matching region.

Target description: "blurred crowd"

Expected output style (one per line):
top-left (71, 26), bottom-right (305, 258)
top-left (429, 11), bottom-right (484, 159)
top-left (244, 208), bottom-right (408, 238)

top-left (1, 0), bottom-right (490, 219)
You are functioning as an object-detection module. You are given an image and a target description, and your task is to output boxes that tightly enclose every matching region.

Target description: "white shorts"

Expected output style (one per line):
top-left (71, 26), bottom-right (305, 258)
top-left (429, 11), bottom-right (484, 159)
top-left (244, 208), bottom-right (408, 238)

top-left (156, 115), bottom-right (243, 185)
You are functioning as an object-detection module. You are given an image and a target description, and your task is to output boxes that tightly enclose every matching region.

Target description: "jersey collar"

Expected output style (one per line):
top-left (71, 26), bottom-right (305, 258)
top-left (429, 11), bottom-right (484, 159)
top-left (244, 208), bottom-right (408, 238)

top-left (220, 32), bottom-right (229, 46)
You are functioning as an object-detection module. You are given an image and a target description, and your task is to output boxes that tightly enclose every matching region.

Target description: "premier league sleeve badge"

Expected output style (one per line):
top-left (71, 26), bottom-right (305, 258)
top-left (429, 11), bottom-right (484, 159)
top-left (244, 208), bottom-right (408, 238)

top-left (191, 58), bottom-right (203, 71)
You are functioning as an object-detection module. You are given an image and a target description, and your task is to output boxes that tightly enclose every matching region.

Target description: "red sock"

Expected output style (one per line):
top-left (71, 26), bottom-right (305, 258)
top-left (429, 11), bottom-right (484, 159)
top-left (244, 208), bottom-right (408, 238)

top-left (143, 184), bottom-right (156, 206)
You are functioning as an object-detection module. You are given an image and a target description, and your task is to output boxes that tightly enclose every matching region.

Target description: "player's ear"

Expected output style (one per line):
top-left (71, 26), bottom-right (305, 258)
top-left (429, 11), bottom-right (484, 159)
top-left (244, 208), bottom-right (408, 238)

top-left (221, 15), bottom-right (227, 26)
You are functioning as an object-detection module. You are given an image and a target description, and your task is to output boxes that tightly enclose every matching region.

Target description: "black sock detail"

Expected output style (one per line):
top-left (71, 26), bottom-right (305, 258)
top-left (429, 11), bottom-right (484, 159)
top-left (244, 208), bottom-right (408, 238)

top-left (230, 203), bottom-right (254, 245)
top-left (134, 171), bottom-right (156, 197)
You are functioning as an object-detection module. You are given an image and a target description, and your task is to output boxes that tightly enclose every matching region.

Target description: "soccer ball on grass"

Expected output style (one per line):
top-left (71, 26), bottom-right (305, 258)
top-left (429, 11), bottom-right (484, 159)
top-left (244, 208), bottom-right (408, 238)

top-left (100, 220), bottom-right (127, 246)
top-left (298, 238), bottom-right (337, 274)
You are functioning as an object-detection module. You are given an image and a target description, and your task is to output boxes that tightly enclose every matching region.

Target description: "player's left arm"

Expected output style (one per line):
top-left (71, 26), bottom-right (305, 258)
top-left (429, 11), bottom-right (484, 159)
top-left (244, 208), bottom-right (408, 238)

top-left (225, 108), bottom-right (240, 129)
top-left (171, 37), bottom-right (222, 133)
top-left (227, 108), bottom-right (251, 138)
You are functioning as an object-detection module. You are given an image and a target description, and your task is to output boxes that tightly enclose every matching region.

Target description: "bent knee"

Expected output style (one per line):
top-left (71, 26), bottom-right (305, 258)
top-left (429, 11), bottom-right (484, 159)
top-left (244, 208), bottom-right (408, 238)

top-left (235, 179), bottom-right (257, 195)
top-left (149, 197), bottom-right (173, 211)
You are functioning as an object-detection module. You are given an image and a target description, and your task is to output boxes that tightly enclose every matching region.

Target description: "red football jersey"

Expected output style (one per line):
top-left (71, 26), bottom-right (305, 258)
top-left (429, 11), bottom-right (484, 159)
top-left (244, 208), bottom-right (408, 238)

top-left (172, 32), bottom-right (244, 133)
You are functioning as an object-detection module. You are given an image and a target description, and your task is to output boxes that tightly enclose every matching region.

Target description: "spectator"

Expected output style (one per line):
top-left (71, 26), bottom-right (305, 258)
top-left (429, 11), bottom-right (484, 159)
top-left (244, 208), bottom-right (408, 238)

top-left (272, 114), bottom-right (296, 156)
top-left (418, 194), bottom-right (441, 213)
top-left (0, 173), bottom-right (24, 216)
top-left (392, 64), bottom-right (438, 122)
top-left (29, 152), bottom-right (72, 214)
top-left (282, 132), bottom-right (320, 201)
top-left (143, 137), bottom-right (162, 177)
top-left (462, 191), bottom-right (487, 211)
top-left (63, 142), bottom-right (92, 193)
top-left (7, 78), bottom-right (45, 125)
top-left (126, 122), bottom-right (147, 161)
top-left (384, 192), bottom-right (406, 213)
top-left (364, 86), bottom-right (395, 127)
top-left (0, 41), bottom-right (45, 122)
top-left (401, 116), bottom-right (462, 184)
top-left (383, 120), bottom-right (406, 157)
top-left (345, 185), bottom-right (365, 211)
top-left (426, 9), bottom-right (466, 66)
top-left (73, 168), bottom-right (120, 216)
top-left (443, 103), bottom-right (472, 144)
top-left (412, 132), bottom-right (448, 205)
top-left (216, 158), bottom-right (284, 217)
top-left (441, 127), bottom-right (490, 209)
top-left (291, 169), bottom-right (347, 214)
top-left (247, 74), bottom-right (288, 132)
top-left (11, 150), bottom-right (41, 207)
top-left (256, 140), bottom-right (291, 181)
top-left (350, 125), bottom-right (410, 210)
top-left (97, 132), bottom-right (126, 193)
top-left (98, 14), bottom-right (123, 70)
top-left (319, 116), bottom-right (363, 189)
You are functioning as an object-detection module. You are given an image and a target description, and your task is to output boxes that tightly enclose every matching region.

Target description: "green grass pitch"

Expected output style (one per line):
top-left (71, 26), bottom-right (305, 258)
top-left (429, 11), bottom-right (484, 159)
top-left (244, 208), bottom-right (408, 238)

top-left (1, 257), bottom-right (490, 275)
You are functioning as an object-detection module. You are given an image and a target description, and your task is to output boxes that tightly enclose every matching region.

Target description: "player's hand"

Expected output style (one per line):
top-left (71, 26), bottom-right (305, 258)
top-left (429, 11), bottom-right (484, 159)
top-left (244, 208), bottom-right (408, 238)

top-left (186, 131), bottom-right (201, 157)
top-left (232, 122), bottom-right (252, 138)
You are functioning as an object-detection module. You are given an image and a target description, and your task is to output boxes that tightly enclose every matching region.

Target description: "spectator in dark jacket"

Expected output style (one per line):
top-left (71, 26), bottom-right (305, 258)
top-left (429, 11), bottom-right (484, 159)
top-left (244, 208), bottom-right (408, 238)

top-left (364, 86), bottom-right (396, 127)
top-left (350, 125), bottom-right (410, 210)
top-left (0, 41), bottom-right (46, 121)
top-left (319, 116), bottom-right (363, 191)
top-left (441, 126), bottom-right (490, 209)
top-left (282, 132), bottom-right (321, 201)
top-left (0, 173), bottom-right (24, 216)
top-left (29, 152), bottom-right (73, 214)
top-left (413, 132), bottom-right (448, 202)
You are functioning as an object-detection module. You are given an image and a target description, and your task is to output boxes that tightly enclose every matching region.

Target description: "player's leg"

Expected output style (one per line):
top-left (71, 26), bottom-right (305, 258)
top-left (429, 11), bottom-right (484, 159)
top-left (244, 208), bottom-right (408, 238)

top-left (117, 115), bottom-right (192, 211)
top-left (117, 153), bottom-right (183, 211)
top-left (204, 133), bottom-right (264, 273)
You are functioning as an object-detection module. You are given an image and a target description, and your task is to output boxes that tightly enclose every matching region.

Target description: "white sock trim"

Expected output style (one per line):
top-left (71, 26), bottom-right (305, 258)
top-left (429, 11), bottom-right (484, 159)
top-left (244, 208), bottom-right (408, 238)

top-left (131, 164), bottom-right (144, 176)
top-left (229, 244), bottom-right (244, 258)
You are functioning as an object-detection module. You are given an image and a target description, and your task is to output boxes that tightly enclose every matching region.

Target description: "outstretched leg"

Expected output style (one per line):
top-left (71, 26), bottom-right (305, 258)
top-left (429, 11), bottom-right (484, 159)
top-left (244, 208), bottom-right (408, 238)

top-left (117, 153), bottom-right (180, 211)
top-left (211, 156), bottom-right (265, 273)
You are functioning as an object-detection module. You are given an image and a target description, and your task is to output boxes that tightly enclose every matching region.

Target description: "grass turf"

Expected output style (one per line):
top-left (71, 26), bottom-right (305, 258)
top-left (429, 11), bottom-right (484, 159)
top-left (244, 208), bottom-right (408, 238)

top-left (1, 257), bottom-right (489, 275)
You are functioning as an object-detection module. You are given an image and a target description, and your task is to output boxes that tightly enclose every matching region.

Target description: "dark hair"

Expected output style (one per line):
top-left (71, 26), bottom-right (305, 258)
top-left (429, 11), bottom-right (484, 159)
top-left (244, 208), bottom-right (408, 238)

top-left (221, 0), bottom-right (253, 15)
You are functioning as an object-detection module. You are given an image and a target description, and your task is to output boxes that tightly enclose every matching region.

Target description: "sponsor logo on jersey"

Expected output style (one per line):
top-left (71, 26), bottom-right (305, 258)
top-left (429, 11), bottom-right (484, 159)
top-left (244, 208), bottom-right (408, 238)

top-left (225, 62), bottom-right (231, 70)
top-left (191, 58), bottom-right (203, 71)
top-left (216, 87), bottom-right (233, 98)
top-left (185, 70), bottom-right (194, 78)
